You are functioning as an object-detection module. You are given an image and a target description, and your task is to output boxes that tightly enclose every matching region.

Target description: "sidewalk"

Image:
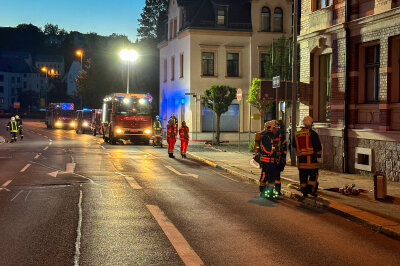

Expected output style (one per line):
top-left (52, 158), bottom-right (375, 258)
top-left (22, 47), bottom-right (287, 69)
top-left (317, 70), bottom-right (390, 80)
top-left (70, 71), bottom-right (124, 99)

top-left (178, 140), bottom-right (400, 240)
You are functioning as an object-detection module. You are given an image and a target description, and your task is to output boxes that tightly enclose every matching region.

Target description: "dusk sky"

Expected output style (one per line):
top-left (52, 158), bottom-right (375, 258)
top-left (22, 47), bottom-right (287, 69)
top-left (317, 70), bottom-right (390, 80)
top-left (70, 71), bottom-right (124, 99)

top-left (0, 0), bottom-right (146, 41)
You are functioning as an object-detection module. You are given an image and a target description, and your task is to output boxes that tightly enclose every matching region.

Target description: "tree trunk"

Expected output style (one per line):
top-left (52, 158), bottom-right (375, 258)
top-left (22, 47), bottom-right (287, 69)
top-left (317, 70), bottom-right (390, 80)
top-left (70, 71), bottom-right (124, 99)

top-left (260, 108), bottom-right (266, 130)
top-left (216, 114), bottom-right (221, 145)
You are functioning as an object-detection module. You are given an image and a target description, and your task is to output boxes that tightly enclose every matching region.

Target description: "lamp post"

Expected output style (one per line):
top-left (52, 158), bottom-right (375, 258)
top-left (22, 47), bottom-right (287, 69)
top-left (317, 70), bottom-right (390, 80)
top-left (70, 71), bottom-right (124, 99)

top-left (76, 50), bottom-right (83, 71)
top-left (120, 49), bottom-right (139, 94)
top-left (41, 67), bottom-right (48, 107)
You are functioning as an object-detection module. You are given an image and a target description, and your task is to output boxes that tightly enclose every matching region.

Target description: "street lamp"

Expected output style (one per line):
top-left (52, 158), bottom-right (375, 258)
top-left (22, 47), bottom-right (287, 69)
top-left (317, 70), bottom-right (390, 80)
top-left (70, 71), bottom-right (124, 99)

top-left (76, 50), bottom-right (83, 71)
top-left (41, 67), bottom-right (48, 107)
top-left (120, 49), bottom-right (139, 94)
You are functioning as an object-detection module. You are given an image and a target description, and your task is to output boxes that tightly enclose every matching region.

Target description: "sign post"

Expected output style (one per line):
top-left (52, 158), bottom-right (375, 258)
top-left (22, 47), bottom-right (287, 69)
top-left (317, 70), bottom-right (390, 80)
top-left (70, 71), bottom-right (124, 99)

top-left (237, 88), bottom-right (242, 152)
top-left (273, 76), bottom-right (280, 119)
top-left (14, 102), bottom-right (20, 114)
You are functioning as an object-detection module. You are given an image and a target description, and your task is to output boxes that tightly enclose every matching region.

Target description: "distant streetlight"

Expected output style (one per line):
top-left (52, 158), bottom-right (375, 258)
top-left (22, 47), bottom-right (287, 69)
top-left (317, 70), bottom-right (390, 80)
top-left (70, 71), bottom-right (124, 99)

top-left (76, 50), bottom-right (83, 70)
top-left (120, 49), bottom-right (139, 94)
top-left (41, 67), bottom-right (48, 106)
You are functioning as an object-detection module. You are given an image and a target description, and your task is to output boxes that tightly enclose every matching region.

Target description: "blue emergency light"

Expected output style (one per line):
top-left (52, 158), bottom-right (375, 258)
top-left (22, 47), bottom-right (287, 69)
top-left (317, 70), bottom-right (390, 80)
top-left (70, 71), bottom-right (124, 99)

top-left (61, 103), bottom-right (74, 110)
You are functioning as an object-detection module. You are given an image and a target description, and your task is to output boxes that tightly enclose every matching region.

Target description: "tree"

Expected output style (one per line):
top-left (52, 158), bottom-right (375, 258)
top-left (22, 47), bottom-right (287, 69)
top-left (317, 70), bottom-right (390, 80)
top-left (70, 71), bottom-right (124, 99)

top-left (264, 36), bottom-right (293, 81)
top-left (137, 0), bottom-right (169, 41)
top-left (203, 85), bottom-right (237, 144)
top-left (44, 23), bottom-right (60, 35)
top-left (247, 78), bottom-right (272, 129)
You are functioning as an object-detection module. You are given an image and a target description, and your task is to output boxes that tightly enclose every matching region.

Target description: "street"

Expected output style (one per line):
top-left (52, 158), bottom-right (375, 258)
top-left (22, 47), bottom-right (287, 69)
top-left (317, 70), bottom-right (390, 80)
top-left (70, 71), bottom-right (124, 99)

top-left (0, 119), bottom-right (399, 266)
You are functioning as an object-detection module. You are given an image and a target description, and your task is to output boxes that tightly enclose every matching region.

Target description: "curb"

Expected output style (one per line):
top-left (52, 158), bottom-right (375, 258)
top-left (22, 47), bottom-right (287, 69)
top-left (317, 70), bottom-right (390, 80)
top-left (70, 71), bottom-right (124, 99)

top-left (187, 151), bottom-right (400, 241)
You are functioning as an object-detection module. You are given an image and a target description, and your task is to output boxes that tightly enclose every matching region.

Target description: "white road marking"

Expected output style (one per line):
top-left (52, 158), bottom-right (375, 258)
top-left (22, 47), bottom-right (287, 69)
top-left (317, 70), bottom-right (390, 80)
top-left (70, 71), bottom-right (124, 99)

top-left (34, 154), bottom-right (40, 159)
top-left (96, 142), bottom-right (101, 145)
top-left (44, 136), bottom-right (48, 138)
top-left (11, 190), bottom-right (23, 201)
top-left (101, 146), bottom-right (105, 150)
top-left (124, 176), bottom-right (142, 189)
top-left (0, 180), bottom-right (12, 191)
top-left (66, 163), bottom-right (76, 174)
top-left (20, 164), bottom-right (31, 172)
top-left (49, 142), bottom-right (52, 145)
top-left (43, 146), bottom-right (48, 151)
top-left (25, 190), bottom-right (31, 201)
top-left (74, 186), bottom-right (83, 266)
top-left (99, 188), bottom-right (103, 198)
top-left (212, 170), bottom-right (239, 183)
top-left (48, 171), bottom-right (59, 177)
top-left (165, 165), bottom-right (199, 179)
top-left (146, 205), bottom-right (204, 266)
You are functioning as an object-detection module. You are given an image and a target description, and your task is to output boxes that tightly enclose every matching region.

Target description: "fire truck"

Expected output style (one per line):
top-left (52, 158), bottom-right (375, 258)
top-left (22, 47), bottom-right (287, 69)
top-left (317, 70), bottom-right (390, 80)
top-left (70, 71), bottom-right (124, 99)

top-left (45, 103), bottom-right (76, 129)
top-left (102, 93), bottom-right (153, 145)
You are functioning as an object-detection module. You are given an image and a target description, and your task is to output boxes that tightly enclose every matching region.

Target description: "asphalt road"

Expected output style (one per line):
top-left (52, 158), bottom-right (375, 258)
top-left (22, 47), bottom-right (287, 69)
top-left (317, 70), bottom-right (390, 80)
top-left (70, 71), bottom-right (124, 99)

top-left (0, 119), bottom-right (399, 266)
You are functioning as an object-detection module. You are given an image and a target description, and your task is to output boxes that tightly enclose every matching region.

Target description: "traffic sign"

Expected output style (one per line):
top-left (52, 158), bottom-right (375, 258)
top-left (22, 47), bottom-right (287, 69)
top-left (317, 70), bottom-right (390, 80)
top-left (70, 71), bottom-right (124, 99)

top-left (13, 102), bottom-right (20, 109)
top-left (237, 88), bottom-right (242, 101)
top-left (273, 76), bottom-right (280, 88)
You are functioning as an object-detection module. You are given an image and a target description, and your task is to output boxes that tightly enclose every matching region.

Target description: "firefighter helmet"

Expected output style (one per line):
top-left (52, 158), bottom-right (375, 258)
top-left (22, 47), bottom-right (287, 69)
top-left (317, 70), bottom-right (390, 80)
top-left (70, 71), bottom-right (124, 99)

top-left (303, 116), bottom-right (313, 127)
top-left (11, 117), bottom-right (15, 121)
top-left (156, 115), bottom-right (159, 119)
top-left (265, 120), bottom-right (277, 131)
top-left (15, 115), bottom-right (19, 119)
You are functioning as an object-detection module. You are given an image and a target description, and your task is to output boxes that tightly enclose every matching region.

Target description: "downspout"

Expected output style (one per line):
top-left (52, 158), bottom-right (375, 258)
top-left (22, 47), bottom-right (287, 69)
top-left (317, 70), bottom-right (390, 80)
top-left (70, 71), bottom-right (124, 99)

top-left (343, 0), bottom-right (351, 173)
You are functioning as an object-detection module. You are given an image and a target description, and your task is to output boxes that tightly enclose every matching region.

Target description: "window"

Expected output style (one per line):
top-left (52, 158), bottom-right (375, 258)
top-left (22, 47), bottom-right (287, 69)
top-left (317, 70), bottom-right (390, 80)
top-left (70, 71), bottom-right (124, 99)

top-left (180, 53), bottom-right (184, 78)
top-left (318, 54), bottom-right (332, 122)
top-left (169, 20), bottom-right (173, 40)
top-left (0, 75), bottom-right (3, 82)
top-left (171, 56), bottom-right (175, 81)
top-left (316, 0), bottom-right (332, 9)
top-left (274, 8), bottom-right (283, 32)
top-left (0, 86), bottom-right (3, 93)
top-left (365, 45), bottom-right (380, 102)
top-left (164, 59), bottom-right (167, 82)
top-left (23, 82), bottom-right (27, 89)
top-left (216, 6), bottom-right (227, 26)
top-left (173, 18), bottom-right (177, 38)
top-left (0, 97), bottom-right (3, 104)
top-left (260, 53), bottom-right (269, 78)
top-left (202, 52), bottom-right (214, 76)
top-left (261, 7), bottom-right (271, 32)
top-left (202, 104), bottom-right (239, 132)
top-left (17, 77), bottom-right (21, 83)
top-left (11, 77), bottom-right (15, 83)
top-left (227, 53), bottom-right (239, 77)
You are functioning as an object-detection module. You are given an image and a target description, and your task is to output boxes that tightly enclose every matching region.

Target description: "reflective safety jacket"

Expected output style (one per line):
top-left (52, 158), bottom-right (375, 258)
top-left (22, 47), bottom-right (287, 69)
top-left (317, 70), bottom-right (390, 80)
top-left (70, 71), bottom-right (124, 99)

top-left (7, 121), bottom-right (18, 133)
top-left (254, 130), bottom-right (267, 153)
top-left (260, 131), bottom-right (287, 165)
top-left (293, 127), bottom-right (322, 169)
top-left (16, 119), bottom-right (23, 128)
top-left (167, 124), bottom-right (177, 138)
top-left (153, 120), bottom-right (162, 131)
top-left (179, 126), bottom-right (189, 140)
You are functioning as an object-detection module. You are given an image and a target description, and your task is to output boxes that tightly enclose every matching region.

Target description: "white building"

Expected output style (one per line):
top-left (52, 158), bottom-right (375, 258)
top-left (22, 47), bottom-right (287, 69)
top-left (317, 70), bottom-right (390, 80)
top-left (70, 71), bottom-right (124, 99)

top-left (35, 54), bottom-right (65, 77)
top-left (159, 0), bottom-right (293, 140)
top-left (65, 61), bottom-right (81, 96)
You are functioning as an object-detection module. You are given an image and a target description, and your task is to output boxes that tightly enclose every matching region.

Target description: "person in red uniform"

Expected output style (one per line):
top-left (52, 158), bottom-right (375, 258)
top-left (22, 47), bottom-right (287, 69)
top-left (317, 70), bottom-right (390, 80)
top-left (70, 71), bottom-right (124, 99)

top-left (293, 116), bottom-right (322, 197)
top-left (167, 118), bottom-right (177, 158)
top-left (179, 121), bottom-right (189, 158)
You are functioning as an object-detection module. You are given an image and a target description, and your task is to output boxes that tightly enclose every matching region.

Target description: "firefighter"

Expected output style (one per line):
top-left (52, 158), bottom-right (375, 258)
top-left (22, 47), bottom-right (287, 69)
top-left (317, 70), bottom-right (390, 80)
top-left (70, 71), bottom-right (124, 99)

top-left (293, 116), bottom-right (322, 197)
top-left (179, 121), bottom-right (189, 158)
top-left (15, 115), bottom-right (23, 140)
top-left (153, 115), bottom-right (162, 135)
top-left (167, 118), bottom-right (177, 158)
top-left (6, 117), bottom-right (18, 143)
top-left (259, 120), bottom-right (282, 198)
top-left (169, 113), bottom-right (178, 128)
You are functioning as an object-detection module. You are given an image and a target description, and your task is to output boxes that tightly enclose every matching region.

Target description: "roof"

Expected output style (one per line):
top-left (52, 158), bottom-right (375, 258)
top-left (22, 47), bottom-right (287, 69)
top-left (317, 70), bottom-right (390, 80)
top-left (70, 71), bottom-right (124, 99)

top-left (177, 0), bottom-right (252, 31)
top-left (0, 57), bottom-right (31, 73)
top-left (35, 54), bottom-right (64, 63)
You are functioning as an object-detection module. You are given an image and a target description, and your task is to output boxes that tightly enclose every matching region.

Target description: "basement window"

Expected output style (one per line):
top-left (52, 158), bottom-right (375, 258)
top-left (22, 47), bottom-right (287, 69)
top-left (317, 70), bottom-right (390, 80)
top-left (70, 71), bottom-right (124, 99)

top-left (355, 147), bottom-right (372, 172)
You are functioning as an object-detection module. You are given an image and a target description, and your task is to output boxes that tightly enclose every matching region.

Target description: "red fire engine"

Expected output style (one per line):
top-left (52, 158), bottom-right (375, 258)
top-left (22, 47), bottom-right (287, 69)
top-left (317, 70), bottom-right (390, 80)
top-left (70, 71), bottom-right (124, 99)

top-left (45, 103), bottom-right (76, 129)
top-left (102, 93), bottom-right (153, 145)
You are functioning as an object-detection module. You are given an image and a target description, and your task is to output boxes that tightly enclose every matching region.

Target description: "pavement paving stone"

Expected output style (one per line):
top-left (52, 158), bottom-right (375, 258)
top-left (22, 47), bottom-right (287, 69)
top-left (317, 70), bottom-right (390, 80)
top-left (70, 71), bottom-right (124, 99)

top-left (177, 140), bottom-right (400, 240)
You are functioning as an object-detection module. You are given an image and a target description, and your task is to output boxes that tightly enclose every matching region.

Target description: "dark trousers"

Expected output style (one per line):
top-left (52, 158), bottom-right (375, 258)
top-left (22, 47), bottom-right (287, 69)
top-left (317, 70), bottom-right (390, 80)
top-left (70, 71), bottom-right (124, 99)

top-left (10, 132), bottom-right (17, 142)
top-left (19, 128), bottom-right (23, 139)
top-left (299, 169), bottom-right (319, 195)
top-left (260, 164), bottom-right (280, 196)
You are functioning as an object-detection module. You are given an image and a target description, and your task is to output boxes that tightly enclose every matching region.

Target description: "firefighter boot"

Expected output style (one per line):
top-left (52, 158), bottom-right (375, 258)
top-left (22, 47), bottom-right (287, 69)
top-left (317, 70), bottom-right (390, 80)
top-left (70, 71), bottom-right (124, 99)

top-left (259, 186), bottom-right (266, 198)
top-left (274, 181), bottom-right (282, 196)
top-left (169, 153), bottom-right (175, 158)
top-left (265, 186), bottom-right (275, 199)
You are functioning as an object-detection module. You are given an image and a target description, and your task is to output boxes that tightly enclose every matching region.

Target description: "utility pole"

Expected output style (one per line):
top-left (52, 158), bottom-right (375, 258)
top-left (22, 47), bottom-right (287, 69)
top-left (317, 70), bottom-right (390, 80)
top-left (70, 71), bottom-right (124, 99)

top-left (291, 0), bottom-right (298, 166)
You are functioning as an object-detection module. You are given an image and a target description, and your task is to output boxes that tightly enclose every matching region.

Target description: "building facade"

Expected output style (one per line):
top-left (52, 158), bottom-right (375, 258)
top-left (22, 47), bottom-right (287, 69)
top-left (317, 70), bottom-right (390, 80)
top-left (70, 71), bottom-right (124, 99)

top-left (299, 0), bottom-right (400, 181)
top-left (159, 0), bottom-right (293, 140)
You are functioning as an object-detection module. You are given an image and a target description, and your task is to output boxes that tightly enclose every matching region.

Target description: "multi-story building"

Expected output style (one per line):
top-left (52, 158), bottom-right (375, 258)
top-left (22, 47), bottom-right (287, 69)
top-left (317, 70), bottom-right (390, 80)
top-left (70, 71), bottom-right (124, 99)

top-left (299, 0), bottom-right (400, 181)
top-left (35, 54), bottom-right (65, 77)
top-left (159, 0), bottom-right (293, 140)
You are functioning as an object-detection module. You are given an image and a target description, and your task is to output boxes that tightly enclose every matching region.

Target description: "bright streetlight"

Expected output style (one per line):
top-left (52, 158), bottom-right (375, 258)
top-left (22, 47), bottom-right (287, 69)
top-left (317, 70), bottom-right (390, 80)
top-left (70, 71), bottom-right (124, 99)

top-left (41, 67), bottom-right (48, 106)
top-left (120, 49), bottom-right (139, 93)
top-left (76, 50), bottom-right (83, 70)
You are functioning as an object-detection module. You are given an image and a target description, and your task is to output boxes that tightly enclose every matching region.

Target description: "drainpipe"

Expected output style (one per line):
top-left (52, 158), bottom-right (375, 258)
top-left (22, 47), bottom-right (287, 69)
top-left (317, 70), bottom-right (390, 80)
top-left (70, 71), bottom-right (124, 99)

top-left (343, 0), bottom-right (351, 173)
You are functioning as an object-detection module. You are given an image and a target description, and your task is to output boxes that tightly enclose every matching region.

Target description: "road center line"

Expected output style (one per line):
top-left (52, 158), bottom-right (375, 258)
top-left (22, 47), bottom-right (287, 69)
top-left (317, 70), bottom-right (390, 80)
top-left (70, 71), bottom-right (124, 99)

top-left (11, 190), bottom-right (24, 201)
top-left (34, 154), bottom-right (40, 159)
top-left (20, 164), bottom-right (31, 172)
top-left (74, 186), bottom-right (83, 266)
top-left (0, 180), bottom-right (12, 191)
top-left (43, 146), bottom-right (48, 151)
top-left (165, 165), bottom-right (199, 179)
top-left (25, 190), bottom-right (32, 201)
top-left (146, 205), bottom-right (204, 266)
top-left (124, 176), bottom-right (142, 189)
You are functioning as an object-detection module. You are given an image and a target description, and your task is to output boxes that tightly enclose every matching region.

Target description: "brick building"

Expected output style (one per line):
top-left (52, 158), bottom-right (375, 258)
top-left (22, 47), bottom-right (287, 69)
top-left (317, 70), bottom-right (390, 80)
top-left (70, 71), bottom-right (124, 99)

top-left (299, 0), bottom-right (400, 181)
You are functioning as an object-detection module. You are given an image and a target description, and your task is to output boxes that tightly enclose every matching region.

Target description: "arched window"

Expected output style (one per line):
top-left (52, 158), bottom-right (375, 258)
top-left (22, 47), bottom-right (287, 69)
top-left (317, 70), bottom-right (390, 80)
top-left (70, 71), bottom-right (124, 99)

top-left (261, 7), bottom-right (270, 32)
top-left (274, 7), bottom-right (283, 32)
